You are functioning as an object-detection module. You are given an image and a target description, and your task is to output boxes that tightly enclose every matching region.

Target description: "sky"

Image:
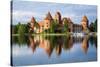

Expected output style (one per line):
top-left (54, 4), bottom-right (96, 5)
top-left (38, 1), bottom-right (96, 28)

top-left (12, 1), bottom-right (97, 25)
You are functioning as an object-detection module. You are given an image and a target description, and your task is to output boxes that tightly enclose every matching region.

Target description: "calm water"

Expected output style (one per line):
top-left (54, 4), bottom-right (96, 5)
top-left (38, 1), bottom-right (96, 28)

top-left (11, 35), bottom-right (97, 66)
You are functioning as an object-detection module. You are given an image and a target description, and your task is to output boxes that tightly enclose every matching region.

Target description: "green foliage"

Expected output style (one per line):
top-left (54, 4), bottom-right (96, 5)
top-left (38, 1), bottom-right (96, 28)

top-left (63, 18), bottom-right (69, 33)
top-left (94, 19), bottom-right (97, 32)
top-left (11, 25), bottom-right (16, 34)
top-left (17, 24), bottom-right (25, 35)
top-left (89, 19), bottom-right (97, 32)
top-left (63, 23), bottom-right (68, 33)
top-left (12, 22), bottom-right (29, 35)
top-left (44, 20), bottom-right (58, 33)
top-left (12, 35), bottom-right (28, 45)
top-left (44, 19), bottom-right (69, 33)
top-left (50, 20), bottom-right (58, 33)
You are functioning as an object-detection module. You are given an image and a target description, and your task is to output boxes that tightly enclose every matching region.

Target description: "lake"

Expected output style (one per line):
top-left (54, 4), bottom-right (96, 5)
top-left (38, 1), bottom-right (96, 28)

top-left (11, 35), bottom-right (97, 66)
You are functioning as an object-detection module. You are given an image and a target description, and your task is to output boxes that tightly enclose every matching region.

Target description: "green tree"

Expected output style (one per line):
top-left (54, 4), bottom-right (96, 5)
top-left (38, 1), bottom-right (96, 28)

top-left (11, 25), bottom-right (16, 34)
top-left (94, 19), bottom-right (97, 32)
top-left (51, 20), bottom-right (58, 33)
top-left (89, 19), bottom-right (97, 32)
top-left (62, 18), bottom-right (69, 33)
top-left (23, 24), bottom-right (29, 34)
top-left (17, 24), bottom-right (26, 35)
top-left (46, 20), bottom-right (58, 33)
top-left (89, 22), bottom-right (94, 32)
top-left (63, 23), bottom-right (68, 33)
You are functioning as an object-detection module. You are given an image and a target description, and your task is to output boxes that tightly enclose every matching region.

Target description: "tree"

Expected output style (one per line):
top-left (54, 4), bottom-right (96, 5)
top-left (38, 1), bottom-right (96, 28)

top-left (62, 18), bottom-right (69, 33)
top-left (63, 23), bottom-right (68, 33)
top-left (23, 24), bottom-right (29, 34)
top-left (94, 19), bottom-right (97, 32)
top-left (89, 19), bottom-right (97, 32)
top-left (89, 22), bottom-right (94, 32)
top-left (11, 25), bottom-right (16, 34)
top-left (17, 24), bottom-right (26, 35)
top-left (48, 20), bottom-right (58, 33)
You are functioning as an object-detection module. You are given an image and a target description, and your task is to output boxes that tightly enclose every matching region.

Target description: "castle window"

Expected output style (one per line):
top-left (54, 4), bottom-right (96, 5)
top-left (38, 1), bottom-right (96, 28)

top-left (42, 25), bottom-right (44, 27)
top-left (42, 25), bottom-right (44, 30)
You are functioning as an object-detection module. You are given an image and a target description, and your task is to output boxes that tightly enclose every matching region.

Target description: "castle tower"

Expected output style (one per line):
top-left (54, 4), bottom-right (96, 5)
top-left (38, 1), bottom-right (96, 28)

top-left (55, 12), bottom-right (62, 24)
top-left (62, 17), bottom-right (73, 32)
top-left (31, 17), bottom-right (36, 23)
top-left (28, 17), bottom-right (36, 33)
top-left (81, 15), bottom-right (89, 31)
top-left (62, 17), bottom-right (68, 24)
top-left (44, 12), bottom-right (53, 21)
top-left (30, 17), bottom-right (36, 29)
top-left (44, 12), bottom-right (53, 29)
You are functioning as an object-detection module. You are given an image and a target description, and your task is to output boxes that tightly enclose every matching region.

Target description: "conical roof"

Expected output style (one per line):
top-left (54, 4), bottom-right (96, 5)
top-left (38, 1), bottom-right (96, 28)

top-left (31, 17), bottom-right (36, 23)
top-left (56, 12), bottom-right (61, 16)
top-left (67, 18), bottom-right (73, 24)
top-left (81, 15), bottom-right (88, 22)
top-left (44, 12), bottom-right (53, 20)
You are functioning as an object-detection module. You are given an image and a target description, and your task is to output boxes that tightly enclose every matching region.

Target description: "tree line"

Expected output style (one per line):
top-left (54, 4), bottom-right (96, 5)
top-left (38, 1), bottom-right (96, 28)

top-left (11, 19), bottom-right (97, 35)
top-left (11, 22), bottom-right (29, 35)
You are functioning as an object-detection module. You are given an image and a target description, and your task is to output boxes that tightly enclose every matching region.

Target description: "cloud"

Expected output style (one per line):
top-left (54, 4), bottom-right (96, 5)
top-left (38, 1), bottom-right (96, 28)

top-left (12, 1), bottom-right (97, 25)
top-left (13, 11), bottom-right (34, 17)
top-left (13, 10), bottom-right (45, 18)
top-left (12, 10), bottom-right (45, 24)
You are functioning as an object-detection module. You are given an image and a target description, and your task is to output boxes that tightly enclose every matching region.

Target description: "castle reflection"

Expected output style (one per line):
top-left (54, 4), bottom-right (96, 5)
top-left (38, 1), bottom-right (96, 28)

top-left (26, 35), bottom-right (97, 57)
top-left (81, 35), bottom-right (89, 54)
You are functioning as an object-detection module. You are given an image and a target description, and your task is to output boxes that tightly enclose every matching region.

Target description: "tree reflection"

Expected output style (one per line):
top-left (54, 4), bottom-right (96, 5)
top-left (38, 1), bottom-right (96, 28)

top-left (54, 36), bottom-right (63, 56)
top-left (89, 36), bottom-right (97, 49)
top-left (12, 34), bottom-right (97, 57)
top-left (12, 35), bottom-right (28, 46)
top-left (63, 36), bottom-right (73, 50)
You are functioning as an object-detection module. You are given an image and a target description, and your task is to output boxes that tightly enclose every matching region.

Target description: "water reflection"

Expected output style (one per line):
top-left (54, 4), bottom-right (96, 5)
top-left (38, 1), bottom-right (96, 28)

top-left (82, 36), bottom-right (89, 54)
top-left (12, 35), bottom-right (97, 57)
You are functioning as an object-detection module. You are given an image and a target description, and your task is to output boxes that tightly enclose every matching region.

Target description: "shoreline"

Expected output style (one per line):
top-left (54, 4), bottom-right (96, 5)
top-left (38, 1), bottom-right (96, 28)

top-left (12, 32), bottom-right (97, 37)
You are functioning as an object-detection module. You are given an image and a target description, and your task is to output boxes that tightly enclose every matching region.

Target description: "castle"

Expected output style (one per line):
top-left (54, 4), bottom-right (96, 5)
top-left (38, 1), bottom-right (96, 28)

top-left (28, 11), bottom-right (89, 33)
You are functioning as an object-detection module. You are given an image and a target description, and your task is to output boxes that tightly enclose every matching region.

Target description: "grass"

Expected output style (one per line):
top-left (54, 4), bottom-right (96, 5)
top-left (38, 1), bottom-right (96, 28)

top-left (12, 32), bottom-right (71, 36)
top-left (12, 34), bottom-right (19, 36)
top-left (11, 32), bottom-right (97, 37)
top-left (32, 33), bottom-right (70, 36)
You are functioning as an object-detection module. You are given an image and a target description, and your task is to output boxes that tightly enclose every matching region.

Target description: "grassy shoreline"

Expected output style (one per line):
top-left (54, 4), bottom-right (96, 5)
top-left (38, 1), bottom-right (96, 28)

top-left (12, 32), bottom-right (97, 37)
top-left (12, 33), bottom-right (70, 36)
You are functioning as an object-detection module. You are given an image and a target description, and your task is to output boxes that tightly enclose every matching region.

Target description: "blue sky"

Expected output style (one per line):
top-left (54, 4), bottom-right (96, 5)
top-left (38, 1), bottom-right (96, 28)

top-left (12, 1), bottom-right (97, 25)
